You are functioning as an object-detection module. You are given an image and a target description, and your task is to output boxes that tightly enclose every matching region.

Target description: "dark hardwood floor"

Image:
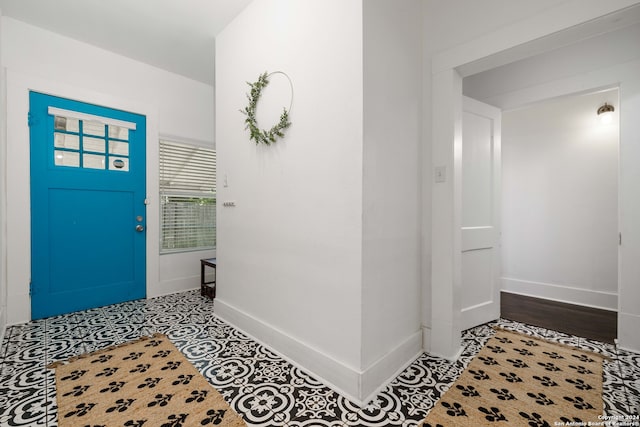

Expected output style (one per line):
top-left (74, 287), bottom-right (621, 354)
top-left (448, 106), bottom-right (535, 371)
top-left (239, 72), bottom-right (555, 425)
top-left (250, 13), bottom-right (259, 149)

top-left (500, 291), bottom-right (617, 344)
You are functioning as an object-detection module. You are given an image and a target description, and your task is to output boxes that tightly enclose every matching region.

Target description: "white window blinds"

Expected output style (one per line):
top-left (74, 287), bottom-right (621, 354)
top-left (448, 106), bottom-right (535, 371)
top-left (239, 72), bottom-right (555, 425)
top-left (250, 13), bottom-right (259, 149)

top-left (159, 139), bottom-right (216, 252)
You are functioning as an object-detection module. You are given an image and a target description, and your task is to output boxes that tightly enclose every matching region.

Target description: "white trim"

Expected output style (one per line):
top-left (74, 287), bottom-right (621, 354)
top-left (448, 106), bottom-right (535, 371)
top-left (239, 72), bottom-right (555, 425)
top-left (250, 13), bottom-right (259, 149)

top-left (501, 278), bottom-right (618, 311)
top-left (48, 106), bottom-right (137, 130)
top-left (0, 64), bottom-right (7, 343)
top-left (213, 298), bottom-right (362, 404)
top-left (421, 325), bottom-right (431, 352)
top-left (461, 300), bottom-right (499, 331)
top-left (618, 312), bottom-right (640, 352)
top-left (360, 331), bottom-right (423, 404)
top-left (5, 68), bottom-right (159, 324)
top-left (0, 308), bottom-right (5, 348)
top-left (214, 297), bottom-right (422, 405)
top-left (149, 279), bottom-right (200, 297)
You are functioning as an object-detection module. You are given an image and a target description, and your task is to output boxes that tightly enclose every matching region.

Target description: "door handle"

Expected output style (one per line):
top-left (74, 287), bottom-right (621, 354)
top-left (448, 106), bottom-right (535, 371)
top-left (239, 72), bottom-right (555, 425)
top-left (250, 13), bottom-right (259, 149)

top-left (135, 225), bottom-right (144, 232)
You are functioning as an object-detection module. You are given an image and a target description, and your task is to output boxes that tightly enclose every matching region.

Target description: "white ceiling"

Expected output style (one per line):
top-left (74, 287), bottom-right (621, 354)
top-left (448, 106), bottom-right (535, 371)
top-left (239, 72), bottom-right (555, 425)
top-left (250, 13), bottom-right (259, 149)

top-left (0, 0), bottom-right (253, 85)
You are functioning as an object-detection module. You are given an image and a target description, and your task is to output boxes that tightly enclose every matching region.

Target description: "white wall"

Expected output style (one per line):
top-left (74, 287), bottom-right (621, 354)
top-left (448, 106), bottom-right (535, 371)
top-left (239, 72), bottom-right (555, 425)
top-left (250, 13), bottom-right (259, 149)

top-left (0, 9), bottom-right (6, 341)
top-left (215, 0), bottom-right (365, 402)
top-left (216, 0), bottom-right (425, 404)
top-left (362, 0), bottom-right (423, 397)
top-left (423, 0), bottom-right (570, 56)
top-left (1, 17), bottom-right (215, 324)
top-left (501, 90), bottom-right (619, 309)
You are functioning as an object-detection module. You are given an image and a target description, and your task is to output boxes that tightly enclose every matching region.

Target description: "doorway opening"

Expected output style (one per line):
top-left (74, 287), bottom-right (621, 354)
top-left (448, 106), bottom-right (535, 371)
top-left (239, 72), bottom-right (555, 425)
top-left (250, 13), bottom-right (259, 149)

top-left (429, 4), bottom-right (640, 358)
top-left (494, 89), bottom-right (619, 343)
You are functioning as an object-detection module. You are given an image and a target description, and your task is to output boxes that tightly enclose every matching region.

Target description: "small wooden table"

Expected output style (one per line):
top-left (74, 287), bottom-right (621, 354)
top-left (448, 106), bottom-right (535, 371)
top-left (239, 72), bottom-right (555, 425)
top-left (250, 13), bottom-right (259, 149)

top-left (200, 258), bottom-right (216, 299)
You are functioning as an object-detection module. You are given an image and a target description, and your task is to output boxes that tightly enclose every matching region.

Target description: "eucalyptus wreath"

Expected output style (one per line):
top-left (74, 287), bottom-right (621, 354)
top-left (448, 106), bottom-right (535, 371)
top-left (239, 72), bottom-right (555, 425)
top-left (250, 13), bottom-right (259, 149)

top-left (241, 71), bottom-right (292, 145)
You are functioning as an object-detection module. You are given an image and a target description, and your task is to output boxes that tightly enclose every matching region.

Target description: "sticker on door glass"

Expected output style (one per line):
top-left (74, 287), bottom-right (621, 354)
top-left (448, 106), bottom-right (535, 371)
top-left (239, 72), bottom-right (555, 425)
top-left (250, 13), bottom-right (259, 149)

top-left (110, 157), bottom-right (129, 171)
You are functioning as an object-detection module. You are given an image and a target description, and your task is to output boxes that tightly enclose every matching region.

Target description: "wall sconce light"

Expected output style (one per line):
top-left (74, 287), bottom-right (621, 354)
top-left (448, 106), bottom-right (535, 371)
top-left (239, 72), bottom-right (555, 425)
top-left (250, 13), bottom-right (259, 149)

top-left (597, 103), bottom-right (615, 124)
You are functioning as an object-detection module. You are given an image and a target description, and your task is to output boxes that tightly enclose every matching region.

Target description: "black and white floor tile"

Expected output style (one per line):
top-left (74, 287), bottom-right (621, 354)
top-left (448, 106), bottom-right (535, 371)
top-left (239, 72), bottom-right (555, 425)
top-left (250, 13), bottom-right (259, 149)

top-left (1, 290), bottom-right (639, 426)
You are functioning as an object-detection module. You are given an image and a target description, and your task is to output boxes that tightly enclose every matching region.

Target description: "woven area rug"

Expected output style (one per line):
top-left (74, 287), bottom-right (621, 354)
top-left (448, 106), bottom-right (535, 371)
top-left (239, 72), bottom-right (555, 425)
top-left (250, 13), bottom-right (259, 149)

top-left (49, 333), bottom-right (246, 427)
top-left (422, 329), bottom-right (605, 427)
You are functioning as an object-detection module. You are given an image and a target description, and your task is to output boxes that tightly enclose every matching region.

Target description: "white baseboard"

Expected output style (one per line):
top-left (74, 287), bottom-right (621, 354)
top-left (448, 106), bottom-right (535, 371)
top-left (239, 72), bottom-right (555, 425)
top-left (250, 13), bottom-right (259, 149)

top-left (501, 277), bottom-right (617, 311)
top-left (7, 293), bottom-right (30, 324)
top-left (421, 324), bottom-right (466, 362)
top-left (360, 331), bottom-right (423, 403)
top-left (422, 325), bottom-right (431, 353)
top-left (214, 298), bottom-right (361, 402)
top-left (0, 306), bottom-right (5, 345)
top-left (149, 275), bottom-right (200, 298)
top-left (618, 312), bottom-right (640, 353)
top-left (6, 276), bottom-right (202, 324)
top-left (214, 298), bottom-right (422, 405)
top-left (461, 300), bottom-right (500, 331)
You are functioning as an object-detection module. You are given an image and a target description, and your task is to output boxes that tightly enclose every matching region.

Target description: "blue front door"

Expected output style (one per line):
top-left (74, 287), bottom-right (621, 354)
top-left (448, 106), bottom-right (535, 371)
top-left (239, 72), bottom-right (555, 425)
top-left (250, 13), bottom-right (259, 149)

top-left (30, 92), bottom-right (147, 319)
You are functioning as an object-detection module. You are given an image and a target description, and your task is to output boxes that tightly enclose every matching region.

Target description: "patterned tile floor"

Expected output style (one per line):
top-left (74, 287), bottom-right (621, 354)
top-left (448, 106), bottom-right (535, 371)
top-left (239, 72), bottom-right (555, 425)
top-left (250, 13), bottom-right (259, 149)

top-left (0, 290), bottom-right (638, 426)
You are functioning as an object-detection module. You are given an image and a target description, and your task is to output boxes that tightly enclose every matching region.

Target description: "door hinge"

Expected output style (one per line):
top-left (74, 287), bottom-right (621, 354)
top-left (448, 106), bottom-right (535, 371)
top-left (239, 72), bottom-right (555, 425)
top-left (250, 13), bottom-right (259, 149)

top-left (29, 281), bottom-right (33, 296)
top-left (619, 232), bottom-right (622, 246)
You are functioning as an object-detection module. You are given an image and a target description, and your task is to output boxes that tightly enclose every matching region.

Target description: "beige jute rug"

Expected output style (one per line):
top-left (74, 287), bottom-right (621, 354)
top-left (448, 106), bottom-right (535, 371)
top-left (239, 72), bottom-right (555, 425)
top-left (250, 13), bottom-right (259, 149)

top-left (422, 329), bottom-right (605, 427)
top-left (49, 333), bottom-right (246, 427)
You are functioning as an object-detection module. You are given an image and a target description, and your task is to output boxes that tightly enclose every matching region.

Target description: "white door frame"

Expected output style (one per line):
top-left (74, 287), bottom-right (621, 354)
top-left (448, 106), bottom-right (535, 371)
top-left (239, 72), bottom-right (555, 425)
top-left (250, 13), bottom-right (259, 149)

top-left (428, 0), bottom-right (640, 359)
top-left (4, 69), bottom-right (160, 324)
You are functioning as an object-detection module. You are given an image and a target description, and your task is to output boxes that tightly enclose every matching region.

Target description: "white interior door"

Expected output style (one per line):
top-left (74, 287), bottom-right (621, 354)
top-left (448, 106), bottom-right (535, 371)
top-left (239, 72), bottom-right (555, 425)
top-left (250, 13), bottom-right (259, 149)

top-left (461, 96), bottom-right (501, 330)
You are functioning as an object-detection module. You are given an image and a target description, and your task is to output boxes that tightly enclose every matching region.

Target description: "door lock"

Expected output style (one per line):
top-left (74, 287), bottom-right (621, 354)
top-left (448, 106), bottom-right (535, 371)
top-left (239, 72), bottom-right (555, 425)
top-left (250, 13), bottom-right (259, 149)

top-left (135, 225), bottom-right (144, 232)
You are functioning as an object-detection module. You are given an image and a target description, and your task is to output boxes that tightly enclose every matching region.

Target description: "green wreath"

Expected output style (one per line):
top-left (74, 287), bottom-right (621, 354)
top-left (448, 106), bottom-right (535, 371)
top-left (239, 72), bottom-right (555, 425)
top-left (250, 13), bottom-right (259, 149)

top-left (240, 71), bottom-right (291, 145)
top-left (241, 71), bottom-right (292, 145)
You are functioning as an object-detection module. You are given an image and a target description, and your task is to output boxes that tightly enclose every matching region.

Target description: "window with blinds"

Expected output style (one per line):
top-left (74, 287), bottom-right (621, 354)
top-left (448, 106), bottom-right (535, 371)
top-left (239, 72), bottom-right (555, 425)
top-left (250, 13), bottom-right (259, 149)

top-left (159, 139), bottom-right (216, 253)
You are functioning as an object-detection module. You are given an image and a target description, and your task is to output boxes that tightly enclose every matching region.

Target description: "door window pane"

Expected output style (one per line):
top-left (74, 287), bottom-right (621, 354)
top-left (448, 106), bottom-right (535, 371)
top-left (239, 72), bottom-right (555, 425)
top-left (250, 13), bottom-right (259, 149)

top-left (83, 153), bottom-right (105, 169)
top-left (54, 150), bottom-right (80, 167)
top-left (83, 120), bottom-right (106, 137)
top-left (54, 132), bottom-right (80, 150)
top-left (84, 136), bottom-right (106, 153)
top-left (54, 116), bottom-right (79, 132)
top-left (109, 141), bottom-right (129, 156)
top-left (108, 125), bottom-right (129, 140)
